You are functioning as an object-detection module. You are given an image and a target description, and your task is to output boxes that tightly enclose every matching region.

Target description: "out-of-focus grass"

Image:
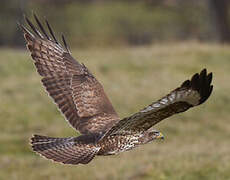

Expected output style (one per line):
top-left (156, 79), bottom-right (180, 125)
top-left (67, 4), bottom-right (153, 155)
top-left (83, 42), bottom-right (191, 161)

top-left (0, 43), bottom-right (229, 180)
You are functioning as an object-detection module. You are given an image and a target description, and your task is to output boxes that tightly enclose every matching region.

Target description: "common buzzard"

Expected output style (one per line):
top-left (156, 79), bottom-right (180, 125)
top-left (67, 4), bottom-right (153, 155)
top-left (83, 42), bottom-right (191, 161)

top-left (19, 15), bottom-right (213, 165)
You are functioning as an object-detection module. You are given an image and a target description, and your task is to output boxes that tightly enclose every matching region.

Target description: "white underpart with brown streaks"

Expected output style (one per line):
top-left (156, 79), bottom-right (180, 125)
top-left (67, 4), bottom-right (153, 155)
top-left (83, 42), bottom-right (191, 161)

top-left (106, 134), bottom-right (142, 155)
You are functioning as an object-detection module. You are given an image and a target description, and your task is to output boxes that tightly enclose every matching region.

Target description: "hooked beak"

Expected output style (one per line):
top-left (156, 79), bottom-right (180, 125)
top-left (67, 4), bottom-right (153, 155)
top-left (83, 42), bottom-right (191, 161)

top-left (156, 132), bottom-right (164, 140)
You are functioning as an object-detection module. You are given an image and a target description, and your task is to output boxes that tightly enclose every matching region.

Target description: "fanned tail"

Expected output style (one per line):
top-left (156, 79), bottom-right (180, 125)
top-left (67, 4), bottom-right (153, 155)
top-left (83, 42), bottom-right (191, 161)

top-left (31, 134), bottom-right (100, 165)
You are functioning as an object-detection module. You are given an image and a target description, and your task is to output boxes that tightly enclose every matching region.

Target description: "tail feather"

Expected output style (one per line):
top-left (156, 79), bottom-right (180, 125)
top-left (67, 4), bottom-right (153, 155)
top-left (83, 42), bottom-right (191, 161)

top-left (31, 134), bottom-right (66, 143)
top-left (31, 134), bottom-right (100, 165)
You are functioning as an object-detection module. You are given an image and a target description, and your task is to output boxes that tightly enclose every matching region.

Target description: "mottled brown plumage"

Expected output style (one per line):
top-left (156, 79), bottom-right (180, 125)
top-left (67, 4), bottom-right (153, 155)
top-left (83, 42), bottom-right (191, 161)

top-left (20, 15), bottom-right (213, 165)
top-left (21, 15), bottom-right (119, 135)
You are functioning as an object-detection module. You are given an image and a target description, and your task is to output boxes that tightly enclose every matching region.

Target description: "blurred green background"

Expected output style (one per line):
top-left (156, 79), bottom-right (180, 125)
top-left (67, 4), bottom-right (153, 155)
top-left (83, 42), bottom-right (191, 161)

top-left (0, 0), bottom-right (230, 180)
top-left (1, 0), bottom-right (230, 47)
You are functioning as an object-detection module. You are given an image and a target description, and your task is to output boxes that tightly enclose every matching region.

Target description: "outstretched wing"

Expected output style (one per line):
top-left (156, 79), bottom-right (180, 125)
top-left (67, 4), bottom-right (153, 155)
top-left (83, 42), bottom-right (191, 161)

top-left (105, 69), bottom-right (213, 136)
top-left (20, 14), bottom-right (119, 134)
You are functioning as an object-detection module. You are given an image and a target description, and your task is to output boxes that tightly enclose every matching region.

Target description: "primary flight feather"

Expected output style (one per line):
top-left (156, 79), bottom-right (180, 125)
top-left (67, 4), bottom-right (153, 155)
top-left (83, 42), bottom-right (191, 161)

top-left (20, 14), bottom-right (213, 165)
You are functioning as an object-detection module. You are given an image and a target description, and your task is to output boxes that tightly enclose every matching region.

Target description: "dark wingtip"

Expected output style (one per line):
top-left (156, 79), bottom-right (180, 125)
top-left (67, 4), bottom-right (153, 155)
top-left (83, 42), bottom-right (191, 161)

top-left (17, 21), bottom-right (35, 42)
top-left (200, 68), bottom-right (207, 75)
top-left (25, 15), bottom-right (43, 38)
top-left (181, 68), bottom-right (213, 105)
top-left (31, 134), bottom-right (41, 144)
top-left (191, 73), bottom-right (200, 90)
top-left (199, 69), bottom-right (207, 81)
top-left (206, 72), bottom-right (213, 85)
top-left (45, 19), bottom-right (59, 44)
top-left (33, 13), bottom-right (50, 40)
top-left (181, 79), bottom-right (190, 88)
top-left (22, 14), bottom-right (71, 53)
top-left (62, 34), bottom-right (70, 53)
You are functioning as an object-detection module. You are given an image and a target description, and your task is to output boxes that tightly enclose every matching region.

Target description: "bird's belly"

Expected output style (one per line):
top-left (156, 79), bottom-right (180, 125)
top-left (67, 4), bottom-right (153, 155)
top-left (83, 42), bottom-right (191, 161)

top-left (97, 134), bottom-right (140, 156)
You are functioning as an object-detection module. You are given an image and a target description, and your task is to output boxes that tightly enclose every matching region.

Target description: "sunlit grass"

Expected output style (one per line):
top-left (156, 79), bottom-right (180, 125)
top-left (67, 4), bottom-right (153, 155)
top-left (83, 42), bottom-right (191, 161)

top-left (0, 43), bottom-right (229, 180)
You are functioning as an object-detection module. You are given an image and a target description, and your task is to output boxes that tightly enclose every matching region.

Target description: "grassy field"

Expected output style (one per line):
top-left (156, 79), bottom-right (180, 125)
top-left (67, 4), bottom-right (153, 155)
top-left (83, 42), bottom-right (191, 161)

top-left (0, 43), bottom-right (229, 180)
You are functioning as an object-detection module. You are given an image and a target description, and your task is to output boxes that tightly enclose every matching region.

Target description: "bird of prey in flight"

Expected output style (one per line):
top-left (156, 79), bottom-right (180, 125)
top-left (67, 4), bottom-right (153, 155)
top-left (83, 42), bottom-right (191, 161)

top-left (19, 14), bottom-right (213, 165)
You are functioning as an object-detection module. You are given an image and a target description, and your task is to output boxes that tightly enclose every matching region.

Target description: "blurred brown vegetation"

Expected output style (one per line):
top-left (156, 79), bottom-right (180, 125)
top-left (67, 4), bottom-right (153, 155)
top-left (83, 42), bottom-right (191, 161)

top-left (1, 0), bottom-right (230, 48)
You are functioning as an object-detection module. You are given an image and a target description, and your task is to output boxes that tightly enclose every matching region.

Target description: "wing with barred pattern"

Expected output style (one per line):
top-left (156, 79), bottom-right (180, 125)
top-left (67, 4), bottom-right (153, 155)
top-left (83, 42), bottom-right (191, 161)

top-left (19, 14), bottom-right (119, 135)
top-left (31, 134), bottom-right (100, 165)
top-left (104, 69), bottom-right (213, 136)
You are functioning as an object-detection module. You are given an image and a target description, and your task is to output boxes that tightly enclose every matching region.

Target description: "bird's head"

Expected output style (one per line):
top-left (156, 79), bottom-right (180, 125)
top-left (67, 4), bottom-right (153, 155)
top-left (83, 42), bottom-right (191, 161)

top-left (139, 129), bottom-right (164, 144)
